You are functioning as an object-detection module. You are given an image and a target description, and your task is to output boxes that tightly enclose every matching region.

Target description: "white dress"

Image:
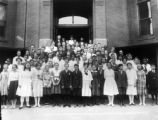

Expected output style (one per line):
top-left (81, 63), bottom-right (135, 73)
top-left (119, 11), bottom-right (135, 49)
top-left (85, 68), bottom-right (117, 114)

top-left (17, 70), bottom-right (33, 97)
top-left (82, 70), bottom-right (93, 97)
top-left (0, 71), bottom-right (9, 95)
top-left (103, 69), bottom-right (118, 96)
top-left (32, 69), bottom-right (43, 97)
top-left (126, 69), bottom-right (137, 95)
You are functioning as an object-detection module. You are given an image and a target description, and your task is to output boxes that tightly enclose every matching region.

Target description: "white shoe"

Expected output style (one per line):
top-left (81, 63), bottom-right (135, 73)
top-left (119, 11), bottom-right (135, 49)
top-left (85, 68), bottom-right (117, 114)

top-left (37, 104), bottom-right (41, 107)
top-left (4, 105), bottom-right (7, 109)
top-left (1, 105), bottom-right (4, 109)
top-left (111, 104), bottom-right (114, 107)
top-left (139, 103), bottom-right (142, 106)
top-left (107, 103), bottom-right (111, 106)
top-left (33, 105), bottom-right (37, 108)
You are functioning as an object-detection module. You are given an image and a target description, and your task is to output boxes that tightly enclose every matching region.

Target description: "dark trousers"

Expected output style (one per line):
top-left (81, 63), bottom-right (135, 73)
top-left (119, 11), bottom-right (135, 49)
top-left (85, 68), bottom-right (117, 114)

top-left (72, 88), bottom-right (82, 105)
top-left (118, 87), bottom-right (126, 105)
top-left (1, 95), bottom-right (7, 105)
top-left (61, 88), bottom-right (72, 106)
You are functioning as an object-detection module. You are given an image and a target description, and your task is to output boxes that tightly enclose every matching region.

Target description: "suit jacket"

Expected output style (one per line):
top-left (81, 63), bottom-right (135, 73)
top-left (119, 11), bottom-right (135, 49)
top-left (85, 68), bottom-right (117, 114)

top-left (60, 70), bottom-right (72, 88)
top-left (72, 70), bottom-right (82, 89)
top-left (147, 71), bottom-right (158, 88)
top-left (115, 71), bottom-right (127, 88)
top-left (98, 69), bottom-right (105, 87)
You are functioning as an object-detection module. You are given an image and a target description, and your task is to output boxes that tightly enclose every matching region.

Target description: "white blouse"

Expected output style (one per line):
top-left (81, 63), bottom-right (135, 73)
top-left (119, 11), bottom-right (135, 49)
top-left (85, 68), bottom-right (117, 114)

top-left (8, 71), bottom-right (20, 85)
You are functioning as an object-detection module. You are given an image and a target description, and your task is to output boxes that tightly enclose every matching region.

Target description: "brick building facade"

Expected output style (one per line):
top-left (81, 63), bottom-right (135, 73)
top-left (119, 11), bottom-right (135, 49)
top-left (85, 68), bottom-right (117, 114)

top-left (0, 0), bottom-right (158, 67)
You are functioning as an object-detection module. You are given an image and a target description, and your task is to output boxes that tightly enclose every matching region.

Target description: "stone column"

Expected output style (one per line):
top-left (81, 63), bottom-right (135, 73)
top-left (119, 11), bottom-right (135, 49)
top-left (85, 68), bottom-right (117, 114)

top-left (93, 0), bottom-right (107, 46)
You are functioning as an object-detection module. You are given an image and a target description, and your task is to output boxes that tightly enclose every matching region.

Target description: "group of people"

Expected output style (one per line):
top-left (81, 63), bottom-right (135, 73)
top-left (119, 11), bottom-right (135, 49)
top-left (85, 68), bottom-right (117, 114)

top-left (0, 36), bottom-right (158, 109)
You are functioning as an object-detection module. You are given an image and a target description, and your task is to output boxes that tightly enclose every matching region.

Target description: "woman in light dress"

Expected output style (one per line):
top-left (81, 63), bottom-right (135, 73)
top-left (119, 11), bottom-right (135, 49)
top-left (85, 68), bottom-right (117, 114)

top-left (82, 63), bottom-right (93, 97)
top-left (104, 62), bottom-right (118, 106)
top-left (126, 62), bottom-right (137, 105)
top-left (0, 64), bottom-right (9, 108)
top-left (32, 62), bottom-right (43, 107)
top-left (17, 62), bottom-right (33, 109)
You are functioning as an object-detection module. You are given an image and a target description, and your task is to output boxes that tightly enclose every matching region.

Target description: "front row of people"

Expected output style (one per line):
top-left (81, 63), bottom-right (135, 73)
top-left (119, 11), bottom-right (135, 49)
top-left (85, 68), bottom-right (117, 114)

top-left (1, 61), bottom-right (158, 109)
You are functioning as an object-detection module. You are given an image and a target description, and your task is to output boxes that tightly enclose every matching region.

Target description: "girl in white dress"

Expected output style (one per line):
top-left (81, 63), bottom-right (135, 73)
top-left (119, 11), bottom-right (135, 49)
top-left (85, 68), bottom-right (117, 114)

top-left (82, 63), bottom-right (93, 106)
top-left (126, 62), bottom-right (137, 105)
top-left (82, 63), bottom-right (93, 97)
top-left (0, 64), bottom-right (9, 109)
top-left (17, 62), bottom-right (33, 109)
top-left (8, 64), bottom-right (20, 108)
top-left (104, 62), bottom-right (118, 106)
top-left (32, 62), bottom-right (43, 107)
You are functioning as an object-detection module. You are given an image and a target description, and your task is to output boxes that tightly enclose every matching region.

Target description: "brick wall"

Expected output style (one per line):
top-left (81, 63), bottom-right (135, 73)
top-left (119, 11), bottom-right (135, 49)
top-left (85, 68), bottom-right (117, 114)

top-left (106, 0), bottom-right (129, 47)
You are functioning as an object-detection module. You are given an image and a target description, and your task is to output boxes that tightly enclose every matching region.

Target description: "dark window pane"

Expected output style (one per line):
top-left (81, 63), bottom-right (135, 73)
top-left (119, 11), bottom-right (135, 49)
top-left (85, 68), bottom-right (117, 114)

top-left (0, 25), bottom-right (5, 37)
top-left (140, 18), bottom-right (151, 35)
top-left (138, 2), bottom-right (149, 19)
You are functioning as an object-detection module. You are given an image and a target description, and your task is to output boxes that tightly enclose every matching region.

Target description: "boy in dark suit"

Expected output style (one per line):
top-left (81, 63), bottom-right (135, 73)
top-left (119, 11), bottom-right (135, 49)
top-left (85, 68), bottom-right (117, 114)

top-left (98, 64), bottom-right (105, 102)
top-left (72, 64), bottom-right (82, 106)
top-left (60, 63), bottom-right (72, 107)
top-left (115, 64), bottom-right (127, 106)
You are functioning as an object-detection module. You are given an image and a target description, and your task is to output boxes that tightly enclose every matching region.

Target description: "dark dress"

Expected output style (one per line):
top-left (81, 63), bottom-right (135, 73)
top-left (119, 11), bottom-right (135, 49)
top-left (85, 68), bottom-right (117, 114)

top-left (72, 70), bottom-right (82, 96)
top-left (91, 71), bottom-right (100, 96)
top-left (147, 71), bottom-right (158, 94)
top-left (115, 71), bottom-right (127, 95)
top-left (60, 70), bottom-right (72, 95)
top-left (98, 69), bottom-right (105, 96)
top-left (8, 81), bottom-right (18, 100)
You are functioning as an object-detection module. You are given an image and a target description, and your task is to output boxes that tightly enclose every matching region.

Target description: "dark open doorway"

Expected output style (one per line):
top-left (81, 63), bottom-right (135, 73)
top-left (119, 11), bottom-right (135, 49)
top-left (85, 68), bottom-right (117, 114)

top-left (55, 26), bottom-right (92, 43)
top-left (53, 0), bottom-right (93, 43)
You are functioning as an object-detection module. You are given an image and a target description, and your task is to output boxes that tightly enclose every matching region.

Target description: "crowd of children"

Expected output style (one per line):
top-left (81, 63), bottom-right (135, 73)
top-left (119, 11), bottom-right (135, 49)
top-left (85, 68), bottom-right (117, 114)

top-left (0, 36), bottom-right (158, 109)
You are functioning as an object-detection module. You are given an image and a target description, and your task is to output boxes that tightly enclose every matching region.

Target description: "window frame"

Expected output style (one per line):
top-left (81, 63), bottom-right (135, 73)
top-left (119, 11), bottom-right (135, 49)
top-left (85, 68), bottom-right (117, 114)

top-left (0, 1), bottom-right (7, 41)
top-left (137, 0), bottom-right (154, 37)
top-left (58, 16), bottom-right (88, 26)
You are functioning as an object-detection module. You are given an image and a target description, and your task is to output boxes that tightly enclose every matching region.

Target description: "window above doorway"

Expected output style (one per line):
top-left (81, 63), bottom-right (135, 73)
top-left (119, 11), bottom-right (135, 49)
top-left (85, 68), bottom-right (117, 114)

top-left (58, 16), bottom-right (88, 25)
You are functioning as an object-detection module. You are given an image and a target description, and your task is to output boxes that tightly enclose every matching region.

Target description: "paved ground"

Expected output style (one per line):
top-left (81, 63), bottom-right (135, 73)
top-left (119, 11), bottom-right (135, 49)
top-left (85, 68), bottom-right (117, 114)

top-left (2, 103), bottom-right (158, 120)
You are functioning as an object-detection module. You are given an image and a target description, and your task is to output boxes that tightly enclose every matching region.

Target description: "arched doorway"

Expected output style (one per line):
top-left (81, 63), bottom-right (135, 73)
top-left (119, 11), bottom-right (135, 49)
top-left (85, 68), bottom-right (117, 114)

top-left (53, 0), bottom-right (93, 43)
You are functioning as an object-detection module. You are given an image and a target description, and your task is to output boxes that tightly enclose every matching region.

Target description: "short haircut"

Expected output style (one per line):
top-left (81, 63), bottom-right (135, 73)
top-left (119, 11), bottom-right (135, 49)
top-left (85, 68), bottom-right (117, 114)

top-left (74, 64), bottom-right (79, 67)
top-left (118, 64), bottom-right (123, 68)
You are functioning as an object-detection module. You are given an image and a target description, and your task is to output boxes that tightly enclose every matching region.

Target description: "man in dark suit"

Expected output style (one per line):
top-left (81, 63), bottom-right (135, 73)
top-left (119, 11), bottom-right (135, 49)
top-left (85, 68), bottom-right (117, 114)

top-left (115, 64), bottom-right (127, 106)
top-left (72, 64), bottom-right (82, 106)
top-left (60, 63), bottom-right (72, 107)
top-left (98, 64), bottom-right (105, 102)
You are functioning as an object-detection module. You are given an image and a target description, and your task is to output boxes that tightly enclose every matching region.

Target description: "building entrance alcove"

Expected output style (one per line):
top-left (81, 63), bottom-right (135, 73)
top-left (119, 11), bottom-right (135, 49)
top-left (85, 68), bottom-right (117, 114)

top-left (53, 0), bottom-right (93, 43)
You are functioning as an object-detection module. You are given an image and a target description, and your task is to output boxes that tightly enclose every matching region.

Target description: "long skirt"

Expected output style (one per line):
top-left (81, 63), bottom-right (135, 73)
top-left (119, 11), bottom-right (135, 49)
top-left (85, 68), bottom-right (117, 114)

top-left (8, 81), bottom-right (18, 100)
